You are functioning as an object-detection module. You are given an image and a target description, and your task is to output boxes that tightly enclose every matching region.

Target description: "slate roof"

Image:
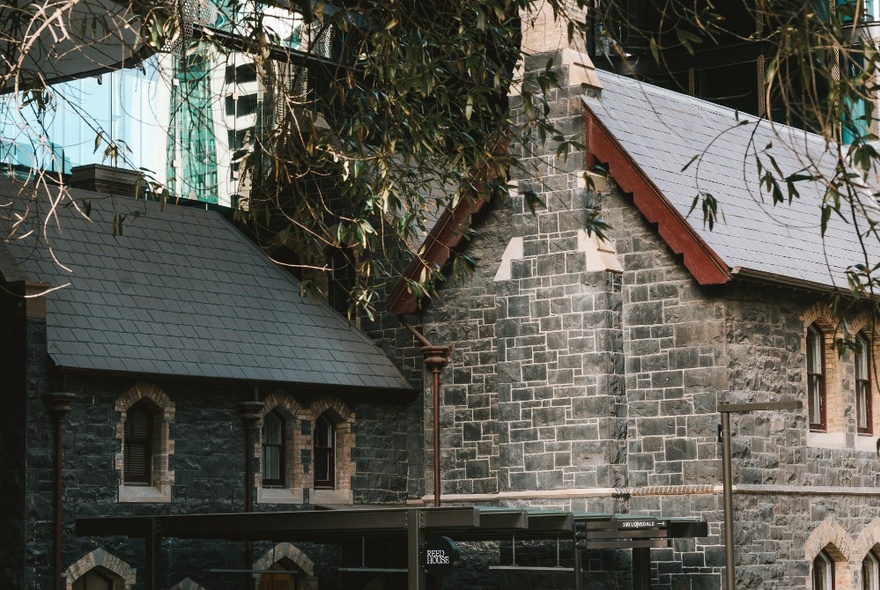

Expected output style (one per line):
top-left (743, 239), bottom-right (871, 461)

top-left (0, 179), bottom-right (412, 392)
top-left (583, 70), bottom-right (880, 290)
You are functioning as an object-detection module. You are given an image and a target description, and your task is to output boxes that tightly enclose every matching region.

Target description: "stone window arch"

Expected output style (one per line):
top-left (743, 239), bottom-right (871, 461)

top-left (256, 392), bottom-right (310, 504)
top-left (309, 396), bottom-right (355, 504)
top-left (115, 382), bottom-right (175, 503)
top-left (807, 519), bottom-right (855, 590)
top-left (803, 304), bottom-right (845, 446)
top-left (64, 549), bottom-right (136, 590)
top-left (253, 543), bottom-right (318, 590)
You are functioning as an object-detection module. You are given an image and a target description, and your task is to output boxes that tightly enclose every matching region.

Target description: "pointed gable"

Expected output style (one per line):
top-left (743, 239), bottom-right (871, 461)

top-left (583, 70), bottom-right (880, 290)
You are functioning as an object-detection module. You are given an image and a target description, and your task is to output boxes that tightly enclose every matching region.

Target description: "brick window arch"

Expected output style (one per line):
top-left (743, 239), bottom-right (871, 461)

top-left (115, 382), bottom-right (175, 503)
top-left (806, 520), bottom-right (855, 590)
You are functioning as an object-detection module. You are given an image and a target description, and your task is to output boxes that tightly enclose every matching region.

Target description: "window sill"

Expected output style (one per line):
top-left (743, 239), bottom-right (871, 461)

top-left (806, 431), bottom-right (847, 449)
top-left (256, 487), bottom-right (303, 505)
top-left (118, 484), bottom-right (171, 503)
top-left (856, 434), bottom-right (878, 453)
top-left (311, 488), bottom-right (352, 505)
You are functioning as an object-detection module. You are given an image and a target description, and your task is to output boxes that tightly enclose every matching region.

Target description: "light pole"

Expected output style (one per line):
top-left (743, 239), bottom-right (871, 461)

top-left (718, 400), bottom-right (802, 590)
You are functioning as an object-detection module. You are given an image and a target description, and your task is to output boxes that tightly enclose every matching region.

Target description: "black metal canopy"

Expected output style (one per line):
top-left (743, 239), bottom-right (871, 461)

top-left (76, 505), bottom-right (708, 590)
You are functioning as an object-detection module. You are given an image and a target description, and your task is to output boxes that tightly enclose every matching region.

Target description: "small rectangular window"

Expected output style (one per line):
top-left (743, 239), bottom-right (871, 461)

top-left (237, 94), bottom-right (259, 117)
top-left (235, 63), bottom-right (258, 83)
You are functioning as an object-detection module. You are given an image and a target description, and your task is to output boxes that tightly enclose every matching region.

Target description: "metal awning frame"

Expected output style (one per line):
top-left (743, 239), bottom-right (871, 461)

top-left (76, 506), bottom-right (707, 590)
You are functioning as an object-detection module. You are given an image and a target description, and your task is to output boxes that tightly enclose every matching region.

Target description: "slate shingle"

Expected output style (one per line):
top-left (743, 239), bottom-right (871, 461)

top-left (1, 179), bottom-right (412, 393)
top-left (585, 71), bottom-right (880, 289)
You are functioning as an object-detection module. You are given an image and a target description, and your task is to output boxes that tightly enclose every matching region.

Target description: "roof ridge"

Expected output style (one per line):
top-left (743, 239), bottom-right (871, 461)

top-left (590, 69), bottom-right (831, 150)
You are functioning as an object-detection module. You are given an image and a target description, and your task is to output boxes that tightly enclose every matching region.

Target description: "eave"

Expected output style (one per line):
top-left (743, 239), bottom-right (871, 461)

top-left (386, 195), bottom-right (488, 316)
top-left (584, 105), bottom-right (733, 286)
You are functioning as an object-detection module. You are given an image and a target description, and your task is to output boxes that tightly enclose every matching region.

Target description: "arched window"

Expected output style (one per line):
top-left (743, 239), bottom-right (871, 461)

top-left (857, 332), bottom-right (873, 435)
top-left (72, 569), bottom-right (113, 590)
top-left (313, 412), bottom-right (335, 489)
top-left (64, 549), bottom-right (135, 590)
top-left (814, 549), bottom-right (835, 590)
top-left (807, 324), bottom-right (827, 431)
top-left (124, 400), bottom-right (155, 485)
top-left (262, 410), bottom-right (285, 487)
top-left (865, 551), bottom-right (879, 590)
top-left (253, 544), bottom-right (317, 589)
top-left (116, 383), bottom-right (175, 502)
top-left (256, 394), bottom-right (307, 504)
top-left (308, 398), bottom-right (354, 503)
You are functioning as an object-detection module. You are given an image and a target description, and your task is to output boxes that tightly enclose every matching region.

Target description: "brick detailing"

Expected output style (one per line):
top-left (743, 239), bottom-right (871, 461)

top-left (309, 396), bottom-right (355, 494)
top-left (257, 392), bottom-right (310, 494)
top-left (805, 518), bottom-right (856, 590)
top-left (114, 382), bottom-right (175, 499)
top-left (63, 548), bottom-right (136, 590)
top-left (252, 543), bottom-right (318, 589)
top-left (854, 519), bottom-right (880, 570)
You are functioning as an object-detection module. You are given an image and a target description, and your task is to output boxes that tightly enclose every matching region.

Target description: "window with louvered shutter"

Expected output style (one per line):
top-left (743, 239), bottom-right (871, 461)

top-left (124, 401), bottom-right (153, 485)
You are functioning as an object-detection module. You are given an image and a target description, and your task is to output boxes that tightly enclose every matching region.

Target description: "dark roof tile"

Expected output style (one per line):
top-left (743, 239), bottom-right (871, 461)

top-left (1, 178), bottom-right (411, 393)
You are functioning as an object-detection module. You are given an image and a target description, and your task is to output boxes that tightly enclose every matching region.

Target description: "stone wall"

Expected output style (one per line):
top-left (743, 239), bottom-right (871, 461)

top-left (363, 47), bottom-right (880, 590)
top-left (13, 367), bottom-right (414, 589)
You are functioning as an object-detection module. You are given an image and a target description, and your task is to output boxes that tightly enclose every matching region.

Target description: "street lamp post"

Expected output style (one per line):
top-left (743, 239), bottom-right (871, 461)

top-left (718, 400), bottom-right (802, 590)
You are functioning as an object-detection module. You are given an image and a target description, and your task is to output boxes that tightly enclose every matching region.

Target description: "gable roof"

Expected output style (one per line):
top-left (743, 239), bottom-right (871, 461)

top-left (583, 70), bottom-right (880, 291)
top-left (0, 179), bottom-right (412, 393)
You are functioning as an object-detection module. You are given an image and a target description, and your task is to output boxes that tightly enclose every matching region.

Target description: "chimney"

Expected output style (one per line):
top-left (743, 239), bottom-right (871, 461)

top-left (69, 164), bottom-right (142, 198)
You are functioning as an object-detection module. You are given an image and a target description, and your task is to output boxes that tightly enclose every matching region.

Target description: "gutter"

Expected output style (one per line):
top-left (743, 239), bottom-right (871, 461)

top-left (729, 266), bottom-right (845, 295)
